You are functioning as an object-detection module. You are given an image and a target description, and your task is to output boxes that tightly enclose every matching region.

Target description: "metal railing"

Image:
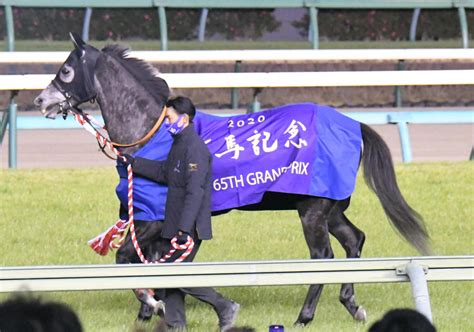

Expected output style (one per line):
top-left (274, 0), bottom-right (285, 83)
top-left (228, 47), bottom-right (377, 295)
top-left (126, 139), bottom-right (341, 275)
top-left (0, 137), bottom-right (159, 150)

top-left (1, 0), bottom-right (472, 51)
top-left (2, 255), bottom-right (473, 323)
top-left (3, 49), bottom-right (474, 63)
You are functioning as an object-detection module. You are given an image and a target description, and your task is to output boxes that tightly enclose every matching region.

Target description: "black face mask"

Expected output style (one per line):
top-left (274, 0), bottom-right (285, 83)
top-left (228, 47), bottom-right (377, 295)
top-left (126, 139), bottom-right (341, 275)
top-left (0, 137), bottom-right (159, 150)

top-left (52, 40), bottom-right (100, 107)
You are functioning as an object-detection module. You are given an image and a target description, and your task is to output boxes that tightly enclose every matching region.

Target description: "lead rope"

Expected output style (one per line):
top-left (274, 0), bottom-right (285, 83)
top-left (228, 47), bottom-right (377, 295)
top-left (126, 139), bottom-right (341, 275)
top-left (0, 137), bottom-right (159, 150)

top-left (74, 112), bottom-right (194, 264)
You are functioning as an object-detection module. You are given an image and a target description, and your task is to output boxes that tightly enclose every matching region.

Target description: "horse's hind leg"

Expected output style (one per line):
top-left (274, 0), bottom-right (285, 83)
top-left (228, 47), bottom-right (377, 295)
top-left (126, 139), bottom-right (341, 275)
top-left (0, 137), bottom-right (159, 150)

top-left (329, 201), bottom-right (367, 321)
top-left (294, 197), bottom-right (337, 327)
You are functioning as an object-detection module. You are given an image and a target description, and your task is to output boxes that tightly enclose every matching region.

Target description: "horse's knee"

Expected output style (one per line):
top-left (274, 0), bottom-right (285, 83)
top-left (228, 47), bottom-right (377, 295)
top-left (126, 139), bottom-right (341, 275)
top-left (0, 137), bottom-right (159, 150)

top-left (318, 247), bottom-right (334, 259)
top-left (115, 250), bottom-right (128, 264)
top-left (116, 243), bottom-right (135, 264)
top-left (308, 243), bottom-right (334, 260)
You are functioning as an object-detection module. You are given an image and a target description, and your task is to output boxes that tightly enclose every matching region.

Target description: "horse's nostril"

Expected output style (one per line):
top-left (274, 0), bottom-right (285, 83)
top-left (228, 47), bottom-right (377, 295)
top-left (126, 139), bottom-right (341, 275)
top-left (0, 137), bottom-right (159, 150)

top-left (34, 97), bottom-right (43, 107)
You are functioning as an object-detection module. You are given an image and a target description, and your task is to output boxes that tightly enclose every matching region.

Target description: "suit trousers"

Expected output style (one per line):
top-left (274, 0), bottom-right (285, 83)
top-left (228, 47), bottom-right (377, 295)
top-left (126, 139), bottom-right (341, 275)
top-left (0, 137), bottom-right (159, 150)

top-left (160, 238), bottom-right (231, 328)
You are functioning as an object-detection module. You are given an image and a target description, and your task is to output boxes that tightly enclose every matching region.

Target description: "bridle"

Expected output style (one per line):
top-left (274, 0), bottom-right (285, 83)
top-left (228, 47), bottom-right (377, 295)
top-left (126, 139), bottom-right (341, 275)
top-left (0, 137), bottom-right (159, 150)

top-left (51, 56), bottom-right (168, 153)
top-left (111, 108), bottom-right (167, 148)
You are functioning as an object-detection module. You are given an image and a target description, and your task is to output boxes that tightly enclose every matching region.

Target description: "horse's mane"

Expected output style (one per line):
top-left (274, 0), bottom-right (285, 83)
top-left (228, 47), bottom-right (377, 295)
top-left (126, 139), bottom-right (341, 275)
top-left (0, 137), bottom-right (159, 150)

top-left (101, 44), bottom-right (169, 106)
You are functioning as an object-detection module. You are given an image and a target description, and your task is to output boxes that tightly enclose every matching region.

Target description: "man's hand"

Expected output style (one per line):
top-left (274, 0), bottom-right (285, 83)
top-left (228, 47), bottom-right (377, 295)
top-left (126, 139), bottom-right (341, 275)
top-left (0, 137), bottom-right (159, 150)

top-left (121, 154), bottom-right (134, 166)
top-left (176, 231), bottom-right (191, 245)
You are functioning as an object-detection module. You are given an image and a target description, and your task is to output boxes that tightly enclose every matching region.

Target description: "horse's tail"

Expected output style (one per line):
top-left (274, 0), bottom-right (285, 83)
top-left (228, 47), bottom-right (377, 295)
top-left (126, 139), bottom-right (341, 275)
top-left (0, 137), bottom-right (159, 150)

top-left (360, 123), bottom-right (431, 255)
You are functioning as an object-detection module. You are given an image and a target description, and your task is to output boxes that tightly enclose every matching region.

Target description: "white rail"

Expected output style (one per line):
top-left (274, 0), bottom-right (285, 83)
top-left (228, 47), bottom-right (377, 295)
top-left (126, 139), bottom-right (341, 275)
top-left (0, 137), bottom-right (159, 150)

top-left (3, 255), bottom-right (471, 322)
top-left (1, 70), bottom-right (474, 90)
top-left (1, 49), bottom-right (474, 63)
top-left (1, 256), bottom-right (472, 292)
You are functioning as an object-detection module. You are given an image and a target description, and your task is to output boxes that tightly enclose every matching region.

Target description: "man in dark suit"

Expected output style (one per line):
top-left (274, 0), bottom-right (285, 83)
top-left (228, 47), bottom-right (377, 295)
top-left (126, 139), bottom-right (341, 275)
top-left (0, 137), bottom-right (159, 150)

top-left (127, 96), bottom-right (239, 331)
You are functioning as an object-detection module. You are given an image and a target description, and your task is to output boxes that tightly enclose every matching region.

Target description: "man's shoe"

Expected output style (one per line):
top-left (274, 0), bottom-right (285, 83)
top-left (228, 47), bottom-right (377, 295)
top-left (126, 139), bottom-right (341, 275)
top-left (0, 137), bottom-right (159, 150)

top-left (218, 301), bottom-right (240, 331)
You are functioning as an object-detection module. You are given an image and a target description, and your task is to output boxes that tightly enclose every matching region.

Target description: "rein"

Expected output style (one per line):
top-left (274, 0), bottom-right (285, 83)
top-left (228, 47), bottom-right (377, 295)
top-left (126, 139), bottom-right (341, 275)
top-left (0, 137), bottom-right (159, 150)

top-left (110, 107), bottom-right (167, 148)
top-left (52, 100), bottom-right (167, 151)
top-left (71, 108), bottom-right (194, 264)
top-left (51, 59), bottom-right (167, 150)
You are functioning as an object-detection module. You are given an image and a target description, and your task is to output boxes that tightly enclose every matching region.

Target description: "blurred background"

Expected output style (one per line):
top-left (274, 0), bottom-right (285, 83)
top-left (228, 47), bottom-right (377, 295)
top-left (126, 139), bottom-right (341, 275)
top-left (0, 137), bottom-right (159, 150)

top-left (0, 4), bottom-right (473, 167)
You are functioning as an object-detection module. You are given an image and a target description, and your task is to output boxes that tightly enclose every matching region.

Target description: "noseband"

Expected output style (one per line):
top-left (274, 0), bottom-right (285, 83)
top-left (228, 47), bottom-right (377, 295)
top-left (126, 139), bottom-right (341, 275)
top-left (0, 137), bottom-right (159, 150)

top-left (50, 79), bottom-right (86, 119)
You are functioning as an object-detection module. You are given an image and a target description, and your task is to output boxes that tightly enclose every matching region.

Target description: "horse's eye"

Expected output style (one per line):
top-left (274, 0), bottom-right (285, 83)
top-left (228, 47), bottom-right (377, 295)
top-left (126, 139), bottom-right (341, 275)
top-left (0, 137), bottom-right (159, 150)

top-left (59, 66), bottom-right (74, 83)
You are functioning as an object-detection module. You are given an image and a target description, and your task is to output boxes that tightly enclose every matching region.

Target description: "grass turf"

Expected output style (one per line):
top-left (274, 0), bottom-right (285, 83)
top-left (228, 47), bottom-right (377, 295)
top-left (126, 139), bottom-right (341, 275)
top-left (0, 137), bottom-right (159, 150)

top-left (1, 39), bottom-right (472, 51)
top-left (0, 162), bottom-right (473, 331)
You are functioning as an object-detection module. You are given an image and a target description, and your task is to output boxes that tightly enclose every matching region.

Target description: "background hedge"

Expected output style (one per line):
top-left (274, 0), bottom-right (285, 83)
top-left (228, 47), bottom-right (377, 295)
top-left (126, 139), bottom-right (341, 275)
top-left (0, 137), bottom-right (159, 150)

top-left (0, 8), bottom-right (472, 41)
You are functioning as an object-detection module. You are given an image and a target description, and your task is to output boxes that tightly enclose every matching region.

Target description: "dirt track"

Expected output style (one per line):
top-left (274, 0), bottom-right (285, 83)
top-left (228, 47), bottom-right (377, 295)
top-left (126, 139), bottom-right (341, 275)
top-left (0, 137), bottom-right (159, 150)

top-left (1, 111), bottom-right (473, 169)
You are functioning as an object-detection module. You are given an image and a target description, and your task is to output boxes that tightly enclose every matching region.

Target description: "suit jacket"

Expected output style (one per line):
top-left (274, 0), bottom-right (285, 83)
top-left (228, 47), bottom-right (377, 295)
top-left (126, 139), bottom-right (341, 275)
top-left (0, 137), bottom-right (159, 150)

top-left (132, 124), bottom-right (213, 240)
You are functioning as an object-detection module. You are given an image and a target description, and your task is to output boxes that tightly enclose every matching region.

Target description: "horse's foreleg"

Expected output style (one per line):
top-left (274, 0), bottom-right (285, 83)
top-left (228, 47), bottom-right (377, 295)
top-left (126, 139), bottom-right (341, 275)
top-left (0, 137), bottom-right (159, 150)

top-left (329, 207), bottom-right (367, 321)
top-left (134, 241), bottom-right (165, 318)
top-left (134, 289), bottom-right (165, 317)
top-left (294, 197), bottom-right (336, 327)
top-left (115, 220), bottom-right (164, 320)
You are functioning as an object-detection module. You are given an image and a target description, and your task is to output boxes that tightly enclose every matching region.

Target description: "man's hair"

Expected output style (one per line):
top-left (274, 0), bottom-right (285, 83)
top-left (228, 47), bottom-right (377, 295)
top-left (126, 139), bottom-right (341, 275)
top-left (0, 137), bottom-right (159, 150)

top-left (0, 295), bottom-right (83, 332)
top-left (166, 96), bottom-right (196, 121)
top-left (369, 308), bottom-right (436, 332)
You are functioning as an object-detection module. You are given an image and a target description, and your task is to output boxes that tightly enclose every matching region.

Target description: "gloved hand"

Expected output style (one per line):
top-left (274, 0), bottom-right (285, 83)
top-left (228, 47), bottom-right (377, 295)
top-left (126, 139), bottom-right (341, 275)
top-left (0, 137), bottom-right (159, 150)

top-left (176, 231), bottom-right (191, 245)
top-left (120, 153), bottom-right (134, 166)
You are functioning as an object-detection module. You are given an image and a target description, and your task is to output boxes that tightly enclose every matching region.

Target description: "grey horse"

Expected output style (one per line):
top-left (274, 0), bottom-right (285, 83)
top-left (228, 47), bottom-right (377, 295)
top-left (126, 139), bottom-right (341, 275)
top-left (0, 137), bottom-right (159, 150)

top-left (34, 33), bottom-right (430, 327)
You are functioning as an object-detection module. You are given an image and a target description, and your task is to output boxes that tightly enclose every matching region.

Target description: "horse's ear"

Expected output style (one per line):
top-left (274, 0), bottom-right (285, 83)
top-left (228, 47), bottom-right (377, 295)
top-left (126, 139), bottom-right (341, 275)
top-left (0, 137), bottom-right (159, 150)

top-left (69, 32), bottom-right (86, 50)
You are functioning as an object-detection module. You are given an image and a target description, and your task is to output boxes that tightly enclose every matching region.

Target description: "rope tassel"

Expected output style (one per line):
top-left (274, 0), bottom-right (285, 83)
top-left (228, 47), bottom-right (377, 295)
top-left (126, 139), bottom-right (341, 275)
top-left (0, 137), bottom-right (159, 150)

top-left (87, 219), bottom-right (130, 256)
top-left (74, 110), bottom-right (193, 264)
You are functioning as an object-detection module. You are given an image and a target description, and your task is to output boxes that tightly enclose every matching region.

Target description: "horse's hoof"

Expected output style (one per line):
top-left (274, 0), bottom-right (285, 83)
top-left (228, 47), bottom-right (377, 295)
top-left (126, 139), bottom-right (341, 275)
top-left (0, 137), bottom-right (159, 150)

top-left (153, 300), bottom-right (166, 316)
top-left (155, 307), bottom-right (165, 319)
top-left (293, 322), bottom-right (306, 328)
top-left (293, 317), bottom-right (311, 328)
top-left (354, 306), bottom-right (367, 322)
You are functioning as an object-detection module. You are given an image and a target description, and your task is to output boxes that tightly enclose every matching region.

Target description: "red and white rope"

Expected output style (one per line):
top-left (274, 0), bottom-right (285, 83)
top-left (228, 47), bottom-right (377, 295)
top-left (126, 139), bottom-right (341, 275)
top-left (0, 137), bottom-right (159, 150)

top-left (75, 112), bottom-right (194, 264)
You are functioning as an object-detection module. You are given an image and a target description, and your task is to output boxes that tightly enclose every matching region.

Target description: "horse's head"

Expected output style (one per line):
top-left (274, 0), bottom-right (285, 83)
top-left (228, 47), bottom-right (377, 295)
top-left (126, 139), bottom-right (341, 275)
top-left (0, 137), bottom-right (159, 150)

top-left (34, 32), bottom-right (101, 119)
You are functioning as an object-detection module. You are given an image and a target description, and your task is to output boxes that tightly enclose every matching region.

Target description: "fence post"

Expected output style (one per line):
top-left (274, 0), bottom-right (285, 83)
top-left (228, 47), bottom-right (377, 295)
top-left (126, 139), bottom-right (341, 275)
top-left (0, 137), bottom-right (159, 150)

top-left (198, 8), bottom-right (209, 42)
top-left (158, 6), bottom-right (168, 51)
top-left (409, 8), bottom-right (421, 42)
top-left (395, 60), bottom-right (405, 108)
top-left (82, 8), bottom-right (93, 42)
top-left (231, 61), bottom-right (242, 109)
top-left (5, 5), bottom-right (15, 51)
top-left (0, 108), bottom-right (9, 145)
top-left (8, 92), bottom-right (18, 169)
top-left (406, 262), bottom-right (433, 323)
top-left (458, 7), bottom-right (469, 49)
top-left (397, 121), bottom-right (412, 163)
top-left (308, 7), bottom-right (319, 49)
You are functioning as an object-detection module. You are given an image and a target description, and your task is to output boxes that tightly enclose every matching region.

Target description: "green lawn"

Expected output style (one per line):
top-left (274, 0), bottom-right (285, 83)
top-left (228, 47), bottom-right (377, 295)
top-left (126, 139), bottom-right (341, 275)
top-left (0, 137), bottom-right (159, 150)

top-left (1, 39), bottom-right (471, 51)
top-left (0, 162), bottom-right (473, 331)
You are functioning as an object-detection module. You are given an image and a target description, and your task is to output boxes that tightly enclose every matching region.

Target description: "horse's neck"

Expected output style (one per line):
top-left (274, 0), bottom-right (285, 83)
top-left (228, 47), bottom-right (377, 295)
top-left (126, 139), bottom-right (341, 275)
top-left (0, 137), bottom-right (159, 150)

top-left (93, 56), bottom-right (160, 154)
